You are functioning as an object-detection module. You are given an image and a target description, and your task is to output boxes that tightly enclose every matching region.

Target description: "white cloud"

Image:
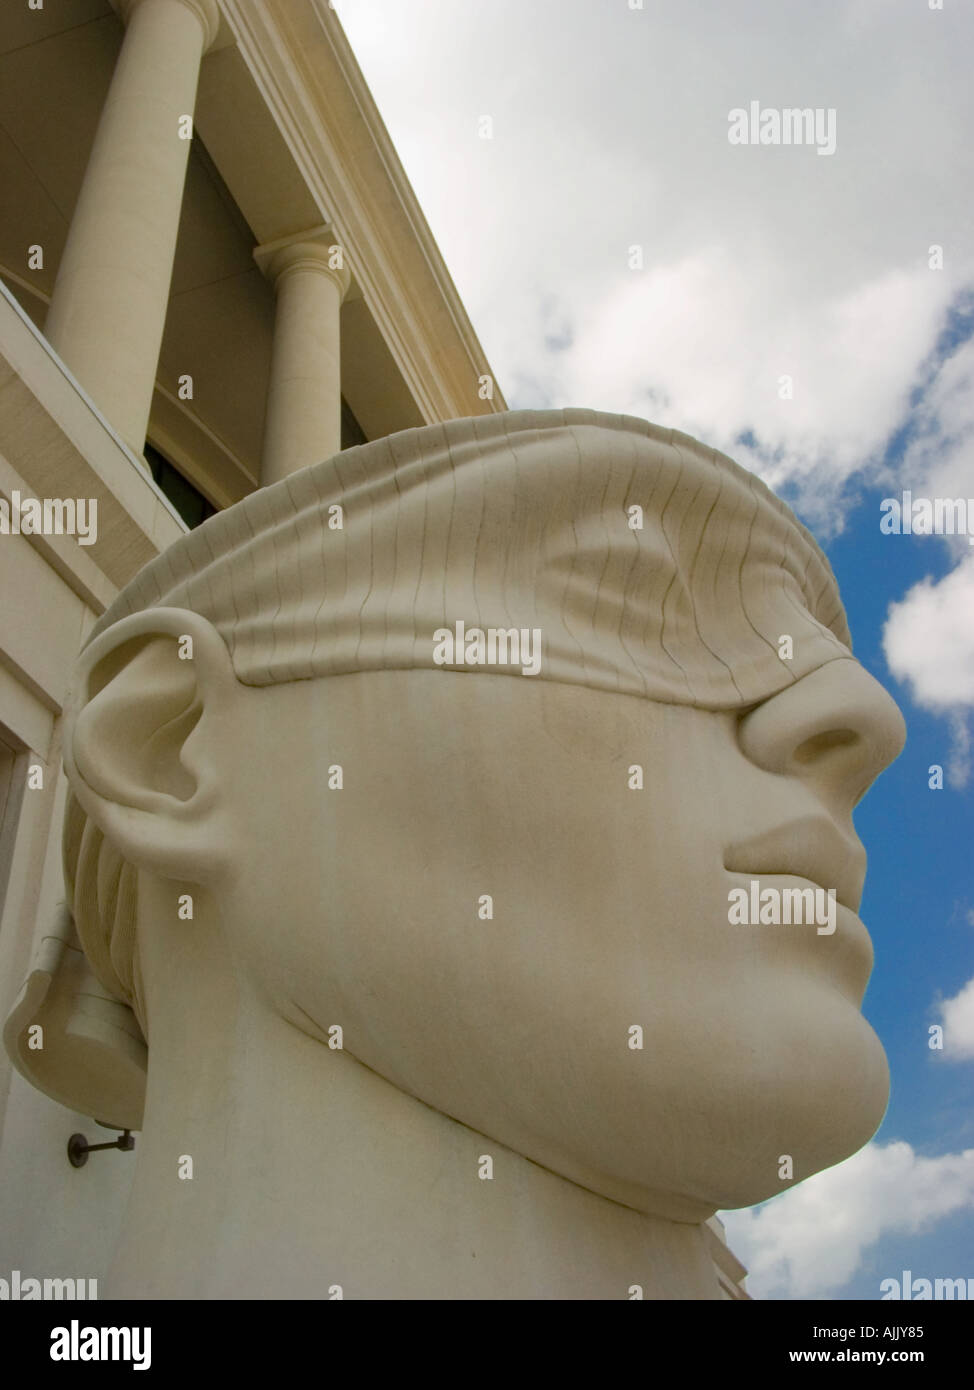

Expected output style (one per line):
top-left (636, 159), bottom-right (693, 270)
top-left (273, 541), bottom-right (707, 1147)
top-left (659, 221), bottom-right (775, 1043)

top-left (335, 0), bottom-right (973, 526)
top-left (944, 710), bottom-right (973, 789)
top-left (882, 557), bottom-right (974, 785)
top-left (900, 330), bottom-right (974, 521)
top-left (938, 974), bottom-right (974, 1062)
top-left (878, 322), bottom-right (974, 775)
top-left (882, 552), bottom-right (974, 786)
top-left (883, 557), bottom-right (974, 710)
top-left (558, 255), bottom-right (947, 526)
top-left (720, 1141), bottom-right (974, 1299)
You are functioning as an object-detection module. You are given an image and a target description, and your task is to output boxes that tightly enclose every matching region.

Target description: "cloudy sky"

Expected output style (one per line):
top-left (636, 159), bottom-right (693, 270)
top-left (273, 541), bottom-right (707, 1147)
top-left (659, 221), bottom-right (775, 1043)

top-left (333, 0), bottom-right (974, 1299)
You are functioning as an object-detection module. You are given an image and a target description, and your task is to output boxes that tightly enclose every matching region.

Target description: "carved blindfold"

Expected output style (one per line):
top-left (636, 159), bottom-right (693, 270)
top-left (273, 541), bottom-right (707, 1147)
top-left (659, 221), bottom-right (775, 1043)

top-left (81, 408), bottom-right (852, 709)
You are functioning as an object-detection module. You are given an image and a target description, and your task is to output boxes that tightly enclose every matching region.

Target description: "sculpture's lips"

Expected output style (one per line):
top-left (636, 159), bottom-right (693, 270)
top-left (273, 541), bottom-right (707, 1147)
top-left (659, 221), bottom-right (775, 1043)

top-left (723, 815), bottom-right (866, 914)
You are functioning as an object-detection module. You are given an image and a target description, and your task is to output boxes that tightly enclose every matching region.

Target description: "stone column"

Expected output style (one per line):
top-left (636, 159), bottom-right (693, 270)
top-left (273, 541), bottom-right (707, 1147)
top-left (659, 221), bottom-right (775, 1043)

top-left (44, 0), bottom-right (221, 457)
top-left (255, 235), bottom-right (351, 486)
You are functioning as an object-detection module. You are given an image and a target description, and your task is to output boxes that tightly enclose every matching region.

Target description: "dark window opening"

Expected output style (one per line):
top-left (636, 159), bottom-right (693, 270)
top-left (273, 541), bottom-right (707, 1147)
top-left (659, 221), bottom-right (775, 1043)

top-left (0, 730), bottom-right (26, 923)
top-left (144, 443), bottom-right (217, 529)
top-left (341, 397), bottom-right (367, 450)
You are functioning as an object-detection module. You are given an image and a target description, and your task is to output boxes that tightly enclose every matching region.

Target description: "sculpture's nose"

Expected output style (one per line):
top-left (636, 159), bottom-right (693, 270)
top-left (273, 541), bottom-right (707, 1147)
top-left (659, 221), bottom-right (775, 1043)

top-left (736, 657), bottom-right (906, 816)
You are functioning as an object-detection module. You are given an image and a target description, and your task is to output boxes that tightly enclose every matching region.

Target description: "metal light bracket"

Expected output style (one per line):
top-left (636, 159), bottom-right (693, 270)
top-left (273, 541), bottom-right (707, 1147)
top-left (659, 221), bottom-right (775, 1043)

top-left (68, 1125), bottom-right (136, 1168)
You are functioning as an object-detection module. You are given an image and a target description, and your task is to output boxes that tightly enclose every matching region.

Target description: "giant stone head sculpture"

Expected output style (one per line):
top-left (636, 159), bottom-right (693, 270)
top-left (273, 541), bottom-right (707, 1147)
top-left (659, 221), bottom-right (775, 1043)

top-left (9, 409), bottom-right (905, 1240)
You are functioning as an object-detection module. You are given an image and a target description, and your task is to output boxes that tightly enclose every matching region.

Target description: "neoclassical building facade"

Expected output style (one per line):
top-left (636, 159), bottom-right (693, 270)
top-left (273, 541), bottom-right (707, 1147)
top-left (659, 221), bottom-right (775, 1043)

top-left (0, 0), bottom-right (746, 1298)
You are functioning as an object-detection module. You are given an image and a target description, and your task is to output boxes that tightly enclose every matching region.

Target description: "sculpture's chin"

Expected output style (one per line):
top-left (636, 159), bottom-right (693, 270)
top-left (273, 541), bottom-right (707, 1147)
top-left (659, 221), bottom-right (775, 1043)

top-left (272, 925), bottom-right (890, 1226)
top-left (479, 992), bottom-right (892, 1222)
top-left (624, 1002), bottom-right (890, 1217)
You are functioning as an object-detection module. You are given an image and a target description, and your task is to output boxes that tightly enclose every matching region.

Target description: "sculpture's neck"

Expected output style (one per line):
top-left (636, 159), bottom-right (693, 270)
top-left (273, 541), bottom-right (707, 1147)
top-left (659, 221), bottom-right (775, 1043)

top-left (109, 891), bottom-right (721, 1300)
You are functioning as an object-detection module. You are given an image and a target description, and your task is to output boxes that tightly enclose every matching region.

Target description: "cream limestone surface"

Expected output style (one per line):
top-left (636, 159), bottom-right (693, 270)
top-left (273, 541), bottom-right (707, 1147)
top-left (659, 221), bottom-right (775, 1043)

top-left (10, 412), bottom-right (906, 1298)
top-left (255, 237), bottom-right (351, 484)
top-left (43, 0), bottom-right (222, 456)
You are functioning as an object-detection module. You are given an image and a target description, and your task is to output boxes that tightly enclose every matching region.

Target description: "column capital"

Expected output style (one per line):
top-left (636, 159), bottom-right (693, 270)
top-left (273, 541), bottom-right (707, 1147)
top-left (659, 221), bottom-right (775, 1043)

top-left (117, 0), bottom-right (223, 53)
top-left (254, 229), bottom-right (352, 300)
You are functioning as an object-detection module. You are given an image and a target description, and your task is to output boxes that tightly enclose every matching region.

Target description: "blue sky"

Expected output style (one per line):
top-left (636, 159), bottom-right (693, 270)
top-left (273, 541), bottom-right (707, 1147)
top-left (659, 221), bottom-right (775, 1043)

top-left (334, 0), bottom-right (974, 1297)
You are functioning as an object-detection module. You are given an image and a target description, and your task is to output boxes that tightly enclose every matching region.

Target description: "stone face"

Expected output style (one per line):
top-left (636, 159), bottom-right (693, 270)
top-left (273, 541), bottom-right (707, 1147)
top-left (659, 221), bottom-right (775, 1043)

top-left (15, 412), bottom-right (906, 1297)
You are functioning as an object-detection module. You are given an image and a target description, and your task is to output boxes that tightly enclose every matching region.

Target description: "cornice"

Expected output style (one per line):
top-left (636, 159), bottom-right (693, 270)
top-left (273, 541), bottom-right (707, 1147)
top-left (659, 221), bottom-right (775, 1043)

top-left (215, 0), bottom-right (506, 422)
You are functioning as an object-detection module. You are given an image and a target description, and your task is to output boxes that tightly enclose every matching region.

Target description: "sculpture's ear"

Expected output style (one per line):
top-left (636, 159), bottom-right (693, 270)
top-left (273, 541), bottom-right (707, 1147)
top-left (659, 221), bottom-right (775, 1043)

top-left (63, 608), bottom-right (241, 882)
